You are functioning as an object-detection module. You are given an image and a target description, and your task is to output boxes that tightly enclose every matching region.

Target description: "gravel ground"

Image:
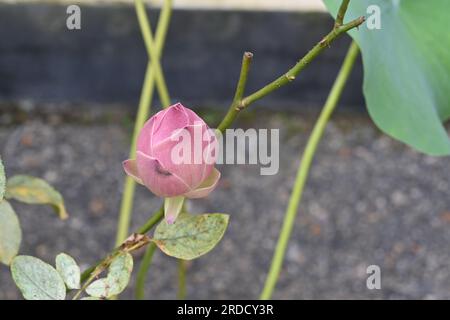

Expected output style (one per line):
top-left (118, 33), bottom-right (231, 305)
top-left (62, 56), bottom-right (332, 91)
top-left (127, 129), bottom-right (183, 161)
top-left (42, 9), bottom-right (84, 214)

top-left (1, 109), bottom-right (450, 300)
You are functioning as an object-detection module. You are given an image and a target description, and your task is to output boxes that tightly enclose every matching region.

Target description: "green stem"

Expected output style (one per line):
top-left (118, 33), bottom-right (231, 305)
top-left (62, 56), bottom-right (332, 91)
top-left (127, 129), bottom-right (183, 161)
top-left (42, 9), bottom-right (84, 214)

top-left (75, 233), bottom-right (151, 300)
top-left (177, 259), bottom-right (187, 299)
top-left (259, 41), bottom-right (360, 300)
top-left (80, 265), bottom-right (96, 284)
top-left (137, 205), bottom-right (164, 234)
top-left (335, 0), bottom-right (351, 28)
top-left (217, 16), bottom-right (364, 131)
top-left (115, 0), bottom-right (172, 246)
top-left (83, 205), bottom-right (163, 284)
top-left (135, 0), bottom-right (171, 107)
top-left (74, 250), bottom-right (121, 300)
top-left (135, 243), bottom-right (157, 300)
top-left (217, 52), bottom-right (253, 133)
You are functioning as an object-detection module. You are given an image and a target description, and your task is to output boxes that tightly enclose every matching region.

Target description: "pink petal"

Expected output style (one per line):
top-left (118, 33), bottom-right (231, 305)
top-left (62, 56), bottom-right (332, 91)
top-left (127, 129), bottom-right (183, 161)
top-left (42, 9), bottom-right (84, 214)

top-left (122, 159), bottom-right (144, 185)
top-left (149, 104), bottom-right (190, 151)
top-left (200, 130), bottom-right (218, 182)
top-left (136, 151), bottom-right (191, 197)
top-left (152, 123), bottom-right (214, 189)
top-left (136, 110), bottom-right (160, 155)
top-left (164, 196), bottom-right (185, 224)
top-left (183, 105), bottom-right (206, 124)
top-left (185, 167), bottom-right (221, 199)
top-left (137, 104), bottom-right (191, 156)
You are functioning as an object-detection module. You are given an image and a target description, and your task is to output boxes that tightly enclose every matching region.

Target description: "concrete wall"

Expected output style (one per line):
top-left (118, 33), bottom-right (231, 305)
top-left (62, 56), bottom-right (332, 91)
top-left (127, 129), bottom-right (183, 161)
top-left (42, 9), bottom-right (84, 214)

top-left (3, 0), bottom-right (327, 11)
top-left (0, 2), bottom-right (364, 110)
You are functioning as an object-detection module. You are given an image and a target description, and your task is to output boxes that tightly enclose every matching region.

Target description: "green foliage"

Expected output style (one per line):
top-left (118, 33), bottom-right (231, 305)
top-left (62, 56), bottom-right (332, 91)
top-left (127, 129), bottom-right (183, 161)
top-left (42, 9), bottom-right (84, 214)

top-left (153, 213), bottom-right (229, 260)
top-left (5, 175), bottom-right (68, 220)
top-left (11, 255), bottom-right (66, 300)
top-left (85, 252), bottom-right (133, 298)
top-left (324, 0), bottom-right (450, 155)
top-left (0, 201), bottom-right (21, 265)
top-left (55, 253), bottom-right (81, 290)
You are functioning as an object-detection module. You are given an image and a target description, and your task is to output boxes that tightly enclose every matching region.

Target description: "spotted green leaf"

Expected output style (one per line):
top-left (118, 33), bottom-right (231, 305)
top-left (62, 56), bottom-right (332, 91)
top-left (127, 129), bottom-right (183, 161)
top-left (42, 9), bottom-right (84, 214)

top-left (153, 213), bottom-right (229, 260)
top-left (11, 255), bottom-right (66, 300)
top-left (324, 0), bottom-right (450, 155)
top-left (0, 201), bottom-right (21, 265)
top-left (55, 253), bottom-right (80, 290)
top-left (5, 175), bottom-right (68, 220)
top-left (85, 252), bottom-right (133, 298)
top-left (85, 279), bottom-right (112, 298)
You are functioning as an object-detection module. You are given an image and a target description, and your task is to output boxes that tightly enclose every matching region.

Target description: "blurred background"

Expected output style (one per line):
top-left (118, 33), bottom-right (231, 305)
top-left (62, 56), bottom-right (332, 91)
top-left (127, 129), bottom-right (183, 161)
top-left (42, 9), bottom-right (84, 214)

top-left (1, 0), bottom-right (450, 299)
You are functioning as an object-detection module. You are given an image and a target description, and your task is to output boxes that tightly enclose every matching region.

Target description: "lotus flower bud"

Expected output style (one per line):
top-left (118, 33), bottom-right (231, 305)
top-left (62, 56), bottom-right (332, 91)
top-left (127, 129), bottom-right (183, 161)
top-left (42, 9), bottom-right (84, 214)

top-left (123, 103), bottom-right (220, 223)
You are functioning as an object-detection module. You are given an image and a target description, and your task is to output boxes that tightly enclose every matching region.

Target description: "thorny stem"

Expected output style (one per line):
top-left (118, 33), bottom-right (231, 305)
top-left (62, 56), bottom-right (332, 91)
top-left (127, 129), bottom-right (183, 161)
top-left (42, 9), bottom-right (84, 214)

top-left (73, 234), bottom-right (151, 300)
top-left (115, 0), bottom-right (172, 247)
top-left (217, 14), bottom-right (364, 131)
top-left (260, 41), bottom-right (360, 300)
top-left (218, 52), bottom-right (253, 133)
top-left (335, 0), bottom-right (351, 28)
top-left (81, 206), bottom-right (164, 286)
top-left (241, 17), bottom-right (363, 107)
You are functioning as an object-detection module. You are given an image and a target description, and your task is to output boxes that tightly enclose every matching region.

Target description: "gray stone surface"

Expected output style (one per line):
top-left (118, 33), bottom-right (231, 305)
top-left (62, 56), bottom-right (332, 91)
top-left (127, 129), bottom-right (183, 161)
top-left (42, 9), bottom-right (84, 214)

top-left (1, 108), bottom-right (450, 300)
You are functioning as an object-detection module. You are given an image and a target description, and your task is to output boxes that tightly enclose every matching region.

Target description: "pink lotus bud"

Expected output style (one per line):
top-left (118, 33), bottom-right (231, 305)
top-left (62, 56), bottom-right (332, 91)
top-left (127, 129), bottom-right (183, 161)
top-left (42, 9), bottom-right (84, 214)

top-left (123, 103), bottom-right (220, 223)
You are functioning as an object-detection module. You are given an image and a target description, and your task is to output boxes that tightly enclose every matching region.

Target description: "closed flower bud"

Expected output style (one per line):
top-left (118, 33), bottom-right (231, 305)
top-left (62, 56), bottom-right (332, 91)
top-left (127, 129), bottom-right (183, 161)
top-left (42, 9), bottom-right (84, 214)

top-left (123, 103), bottom-right (220, 223)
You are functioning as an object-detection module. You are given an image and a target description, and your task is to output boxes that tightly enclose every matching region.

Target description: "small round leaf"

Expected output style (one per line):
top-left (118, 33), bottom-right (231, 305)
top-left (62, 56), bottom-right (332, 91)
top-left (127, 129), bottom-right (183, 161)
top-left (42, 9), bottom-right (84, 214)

top-left (85, 279), bottom-right (111, 298)
top-left (85, 252), bottom-right (133, 298)
top-left (11, 255), bottom-right (66, 300)
top-left (56, 253), bottom-right (81, 290)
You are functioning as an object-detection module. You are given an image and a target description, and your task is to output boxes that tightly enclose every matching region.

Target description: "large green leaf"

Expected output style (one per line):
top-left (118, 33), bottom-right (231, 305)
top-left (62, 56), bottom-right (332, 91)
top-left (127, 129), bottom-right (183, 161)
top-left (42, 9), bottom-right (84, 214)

top-left (11, 255), bottom-right (66, 300)
top-left (5, 175), bottom-right (68, 220)
top-left (324, 0), bottom-right (450, 155)
top-left (153, 213), bottom-right (229, 260)
top-left (0, 201), bottom-right (21, 265)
